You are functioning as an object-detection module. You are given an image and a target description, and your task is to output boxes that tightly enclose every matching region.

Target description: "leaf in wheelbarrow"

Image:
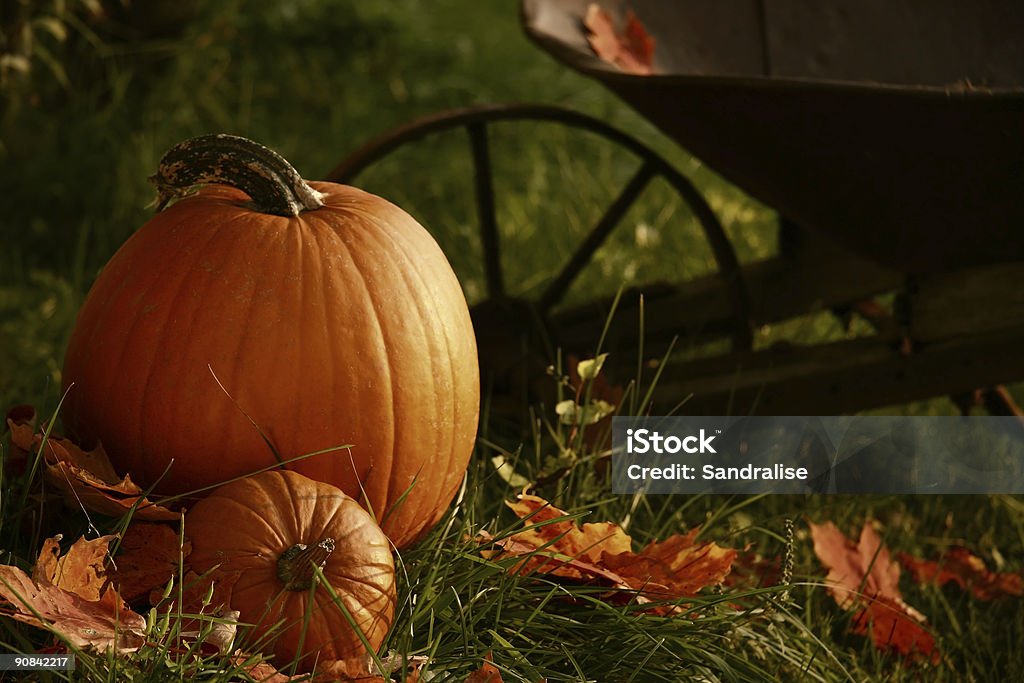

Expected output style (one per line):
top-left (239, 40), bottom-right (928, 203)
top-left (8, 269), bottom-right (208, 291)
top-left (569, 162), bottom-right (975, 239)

top-left (898, 547), bottom-right (1023, 601)
top-left (0, 536), bottom-right (145, 652)
top-left (584, 4), bottom-right (655, 75)
top-left (810, 521), bottom-right (938, 663)
top-left (6, 407), bottom-right (178, 521)
top-left (481, 494), bottom-right (734, 610)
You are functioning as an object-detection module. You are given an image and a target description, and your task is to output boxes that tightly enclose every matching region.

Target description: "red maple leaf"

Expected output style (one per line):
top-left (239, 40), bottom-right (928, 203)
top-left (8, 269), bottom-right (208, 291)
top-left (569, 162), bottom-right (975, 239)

top-left (481, 494), bottom-right (734, 612)
top-left (810, 520), bottom-right (938, 663)
top-left (584, 4), bottom-right (655, 75)
top-left (899, 547), bottom-right (1023, 601)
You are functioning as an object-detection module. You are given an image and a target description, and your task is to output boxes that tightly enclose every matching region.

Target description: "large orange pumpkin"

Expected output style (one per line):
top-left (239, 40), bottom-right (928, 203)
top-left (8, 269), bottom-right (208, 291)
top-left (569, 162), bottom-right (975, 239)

top-left (185, 470), bottom-right (396, 671)
top-left (62, 134), bottom-right (479, 548)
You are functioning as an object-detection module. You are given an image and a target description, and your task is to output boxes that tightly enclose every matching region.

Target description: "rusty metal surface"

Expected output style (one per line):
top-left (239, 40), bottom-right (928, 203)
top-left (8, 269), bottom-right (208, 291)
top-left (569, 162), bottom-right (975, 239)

top-left (522, 0), bottom-right (1024, 273)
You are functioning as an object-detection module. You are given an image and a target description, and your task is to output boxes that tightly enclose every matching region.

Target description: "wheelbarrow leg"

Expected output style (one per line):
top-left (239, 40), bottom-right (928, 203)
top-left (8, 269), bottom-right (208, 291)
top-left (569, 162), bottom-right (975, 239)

top-left (777, 216), bottom-right (806, 260)
top-left (952, 386), bottom-right (1024, 418)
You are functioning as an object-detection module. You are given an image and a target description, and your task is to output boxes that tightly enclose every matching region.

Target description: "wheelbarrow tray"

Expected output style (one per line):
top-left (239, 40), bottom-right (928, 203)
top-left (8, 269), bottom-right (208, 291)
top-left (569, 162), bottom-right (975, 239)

top-left (522, 0), bottom-right (1024, 273)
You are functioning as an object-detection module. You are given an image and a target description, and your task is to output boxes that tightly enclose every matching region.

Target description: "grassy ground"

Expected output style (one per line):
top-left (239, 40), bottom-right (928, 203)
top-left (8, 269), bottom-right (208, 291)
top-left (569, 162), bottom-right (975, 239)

top-left (1, 1), bottom-right (1022, 680)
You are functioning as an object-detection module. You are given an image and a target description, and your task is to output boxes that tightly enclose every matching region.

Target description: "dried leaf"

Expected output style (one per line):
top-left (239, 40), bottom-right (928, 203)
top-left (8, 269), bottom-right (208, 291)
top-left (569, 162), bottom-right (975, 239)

top-left (723, 550), bottom-right (782, 589)
top-left (465, 653), bottom-right (504, 683)
top-left (584, 4), bottom-right (655, 75)
top-left (505, 494), bottom-right (633, 565)
top-left (204, 609), bottom-right (240, 655)
top-left (33, 535), bottom-right (63, 584)
top-left (111, 523), bottom-right (190, 602)
top-left (575, 354), bottom-right (608, 381)
top-left (554, 399), bottom-right (615, 426)
top-left (490, 454), bottom-right (531, 489)
top-left (43, 440), bottom-right (180, 521)
top-left (482, 494), bottom-right (734, 608)
top-left (313, 654), bottom-right (388, 681)
top-left (231, 653), bottom-right (306, 682)
top-left (3, 405), bottom-right (35, 476)
top-left (6, 407), bottom-right (178, 521)
top-left (602, 529), bottom-right (737, 601)
top-left (0, 565), bottom-right (145, 652)
top-left (899, 547), bottom-right (1023, 601)
top-left (47, 535), bottom-right (117, 602)
top-left (810, 521), bottom-right (938, 662)
top-left (371, 651), bottom-right (429, 682)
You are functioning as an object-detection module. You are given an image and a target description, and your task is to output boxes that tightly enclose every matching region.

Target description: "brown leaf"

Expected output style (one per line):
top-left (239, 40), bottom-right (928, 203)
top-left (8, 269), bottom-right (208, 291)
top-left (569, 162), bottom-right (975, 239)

top-left (43, 440), bottom-right (180, 521)
top-left (313, 655), bottom-right (387, 682)
top-left (899, 547), bottom-right (1024, 601)
top-left (231, 653), bottom-right (306, 682)
top-left (111, 523), bottom-right (190, 602)
top-left (723, 549), bottom-right (782, 589)
top-left (506, 494), bottom-right (632, 564)
top-left (810, 521), bottom-right (937, 662)
top-left (0, 564), bottom-right (145, 652)
top-left (3, 405), bottom-right (35, 476)
top-left (203, 609), bottom-right (240, 656)
top-left (602, 529), bottom-right (737, 601)
top-left (47, 535), bottom-right (117, 602)
top-left (482, 494), bottom-right (734, 608)
top-left (850, 597), bottom-right (937, 663)
top-left (465, 653), bottom-right (504, 683)
top-left (6, 407), bottom-right (178, 521)
top-left (33, 535), bottom-right (63, 584)
top-left (584, 4), bottom-right (655, 75)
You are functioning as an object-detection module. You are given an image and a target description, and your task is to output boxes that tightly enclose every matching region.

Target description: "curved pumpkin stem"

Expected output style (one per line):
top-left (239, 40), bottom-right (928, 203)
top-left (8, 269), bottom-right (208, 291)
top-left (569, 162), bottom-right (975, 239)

top-left (277, 538), bottom-right (336, 591)
top-left (149, 134), bottom-right (326, 217)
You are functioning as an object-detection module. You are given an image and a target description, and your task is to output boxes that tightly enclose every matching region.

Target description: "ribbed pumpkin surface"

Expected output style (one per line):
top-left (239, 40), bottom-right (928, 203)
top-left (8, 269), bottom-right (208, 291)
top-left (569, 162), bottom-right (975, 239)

top-left (62, 182), bottom-right (479, 548)
top-left (185, 470), bottom-right (396, 670)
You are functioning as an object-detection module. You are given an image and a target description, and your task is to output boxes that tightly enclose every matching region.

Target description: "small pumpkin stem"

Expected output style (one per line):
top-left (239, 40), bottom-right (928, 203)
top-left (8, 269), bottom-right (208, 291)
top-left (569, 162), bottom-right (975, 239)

top-left (277, 538), bottom-right (336, 592)
top-left (148, 134), bottom-right (326, 217)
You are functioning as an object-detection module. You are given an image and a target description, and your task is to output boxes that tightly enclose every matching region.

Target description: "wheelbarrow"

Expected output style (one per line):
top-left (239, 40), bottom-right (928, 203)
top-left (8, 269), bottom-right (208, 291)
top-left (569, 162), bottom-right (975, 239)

top-left (325, 0), bottom-right (1024, 416)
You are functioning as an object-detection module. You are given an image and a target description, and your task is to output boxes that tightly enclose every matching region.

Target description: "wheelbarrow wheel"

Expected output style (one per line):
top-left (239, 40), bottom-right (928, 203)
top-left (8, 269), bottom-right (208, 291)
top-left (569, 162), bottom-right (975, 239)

top-left (324, 104), bottom-right (753, 415)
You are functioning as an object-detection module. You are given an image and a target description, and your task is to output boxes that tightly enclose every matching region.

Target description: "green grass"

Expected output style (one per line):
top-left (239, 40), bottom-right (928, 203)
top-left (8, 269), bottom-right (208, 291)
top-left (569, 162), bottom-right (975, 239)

top-left (1, 1), bottom-right (1022, 680)
top-left (1, 379), bottom-right (1022, 680)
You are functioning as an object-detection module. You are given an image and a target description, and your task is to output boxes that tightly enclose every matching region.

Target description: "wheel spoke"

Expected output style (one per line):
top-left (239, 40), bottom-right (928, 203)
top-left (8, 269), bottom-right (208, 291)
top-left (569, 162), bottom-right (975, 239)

top-left (467, 122), bottom-right (504, 299)
top-left (538, 161), bottom-right (656, 313)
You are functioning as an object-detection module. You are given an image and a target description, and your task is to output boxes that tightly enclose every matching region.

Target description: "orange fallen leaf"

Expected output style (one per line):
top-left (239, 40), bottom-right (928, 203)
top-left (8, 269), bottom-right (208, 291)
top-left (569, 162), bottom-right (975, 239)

top-left (313, 655), bottom-right (389, 682)
top-left (899, 547), bottom-right (1023, 601)
top-left (602, 529), bottom-right (738, 601)
top-left (237, 651), bottom-right (426, 683)
top-left (32, 535), bottom-right (63, 585)
top-left (37, 534), bottom-right (117, 602)
top-left (231, 653), bottom-right (306, 682)
top-left (465, 653), bottom-right (504, 683)
top-left (482, 494), bottom-right (734, 609)
top-left (723, 549), bottom-right (782, 589)
top-left (0, 543), bottom-right (145, 652)
top-left (810, 521), bottom-right (937, 662)
top-left (584, 4), bottom-right (655, 75)
top-left (6, 408), bottom-right (178, 521)
top-left (111, 523), bottom-right (190, 602)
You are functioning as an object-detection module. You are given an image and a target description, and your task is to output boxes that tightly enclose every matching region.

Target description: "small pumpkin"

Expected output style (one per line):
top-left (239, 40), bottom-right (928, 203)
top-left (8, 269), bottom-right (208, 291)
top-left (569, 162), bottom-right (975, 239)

top-left (61, 134), bottom-right (480, 548)
top-left (185, 470), bottom-right (396, 671)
